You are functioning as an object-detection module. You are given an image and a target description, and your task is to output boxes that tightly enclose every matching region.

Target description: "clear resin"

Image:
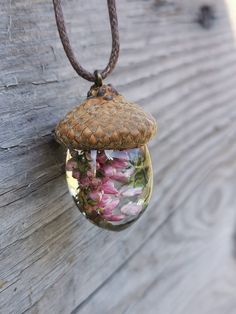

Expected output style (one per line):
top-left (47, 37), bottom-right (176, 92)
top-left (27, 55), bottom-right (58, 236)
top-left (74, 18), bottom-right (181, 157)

top-left (66, 146), bottom-right (153, 231)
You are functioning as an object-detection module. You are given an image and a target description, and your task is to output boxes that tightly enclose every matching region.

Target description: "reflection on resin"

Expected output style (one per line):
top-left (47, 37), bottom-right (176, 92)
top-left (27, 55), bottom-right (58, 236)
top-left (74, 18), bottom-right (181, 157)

top-left (66, 146), bottom-right (153, 231)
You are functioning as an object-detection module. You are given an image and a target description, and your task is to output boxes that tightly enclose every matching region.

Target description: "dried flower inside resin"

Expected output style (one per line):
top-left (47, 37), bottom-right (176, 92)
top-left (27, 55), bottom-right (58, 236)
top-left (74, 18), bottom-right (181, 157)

top-left (66, 147), bottom-right (153, 231)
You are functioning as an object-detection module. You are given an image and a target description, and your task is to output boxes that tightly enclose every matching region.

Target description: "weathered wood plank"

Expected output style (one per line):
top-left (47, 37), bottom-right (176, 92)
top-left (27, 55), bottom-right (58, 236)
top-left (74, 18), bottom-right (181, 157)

top-left (0, 0), bottom-right (236, 313)
top-left (75, 159), bottom-right (236, 314)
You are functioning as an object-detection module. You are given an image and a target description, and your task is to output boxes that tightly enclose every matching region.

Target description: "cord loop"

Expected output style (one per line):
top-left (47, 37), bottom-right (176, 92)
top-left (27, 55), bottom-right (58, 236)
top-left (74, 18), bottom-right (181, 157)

top-left (52, 0), bottom-right (120, 82)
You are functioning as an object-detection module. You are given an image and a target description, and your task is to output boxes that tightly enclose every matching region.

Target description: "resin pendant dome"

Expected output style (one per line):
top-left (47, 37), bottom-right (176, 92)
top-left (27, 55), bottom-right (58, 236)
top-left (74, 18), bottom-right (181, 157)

top-left (66, 146), bottom-right (152, 231)
top-left (55, 84), bottom-right (157, 231)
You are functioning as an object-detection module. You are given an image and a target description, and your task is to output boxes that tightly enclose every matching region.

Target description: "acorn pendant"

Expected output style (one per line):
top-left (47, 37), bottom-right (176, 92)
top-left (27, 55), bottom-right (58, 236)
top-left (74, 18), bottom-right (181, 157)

top-left (55, 84), bottom-right (157, 231)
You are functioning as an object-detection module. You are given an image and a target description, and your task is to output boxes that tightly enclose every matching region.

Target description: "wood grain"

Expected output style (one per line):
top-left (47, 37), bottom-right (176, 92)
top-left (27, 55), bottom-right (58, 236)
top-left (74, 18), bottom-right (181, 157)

top-left (0, 0), bottom-right (236, 313)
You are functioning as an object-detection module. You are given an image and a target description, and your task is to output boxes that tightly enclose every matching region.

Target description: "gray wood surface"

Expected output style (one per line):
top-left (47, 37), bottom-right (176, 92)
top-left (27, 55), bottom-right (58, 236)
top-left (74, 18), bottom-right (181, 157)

top-left (0, 0), bottom-right (236, 313)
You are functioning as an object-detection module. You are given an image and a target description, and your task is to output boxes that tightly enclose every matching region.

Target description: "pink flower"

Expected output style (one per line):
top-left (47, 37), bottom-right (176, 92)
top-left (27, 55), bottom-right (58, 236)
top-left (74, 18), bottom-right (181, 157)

top-left (86, 170), bottom-right (94, 178)
top-left (111, 168), bottom-right (134, 183)
top-left (96, 195), bottom-right (120, 216)
top-left (72, 170), bottom-right (80, 179)
top-left (102, 198), bottom-right (120, 215)
top-left (103, 164), bottom-right (116, 177)
top-left (103, 214), bottom-right (125, 222)
top-left (120, 186), bottom-right (143, 197)
top-left (111, 159), bottom-right (128, 169)
top-left (101, 180), bottom-right (119, 195)
top-left (89, 190), bottom-right (103, 203)
top-left (98, 194), bottom-right (112, 207)
top-left (66, 159), bottom-right (78, 171)
top-left (90, 177), bottom-right (102, 189)
top-left (79, 176), bottom-right (90, 187)
top-left (97, 152), bottom-right (107, 165)
top-left (120, 202), bottom-right (142, 216)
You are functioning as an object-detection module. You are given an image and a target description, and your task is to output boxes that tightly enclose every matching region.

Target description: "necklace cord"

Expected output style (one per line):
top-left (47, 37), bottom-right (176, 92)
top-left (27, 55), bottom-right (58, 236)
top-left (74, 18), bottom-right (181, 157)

top-left (52, 0), bottom-right (120, 82)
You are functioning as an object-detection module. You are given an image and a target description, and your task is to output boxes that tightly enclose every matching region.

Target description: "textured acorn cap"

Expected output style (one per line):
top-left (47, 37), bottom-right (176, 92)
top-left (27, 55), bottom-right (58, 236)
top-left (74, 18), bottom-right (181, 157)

top-left (55, 84), bottom-right (157, 150)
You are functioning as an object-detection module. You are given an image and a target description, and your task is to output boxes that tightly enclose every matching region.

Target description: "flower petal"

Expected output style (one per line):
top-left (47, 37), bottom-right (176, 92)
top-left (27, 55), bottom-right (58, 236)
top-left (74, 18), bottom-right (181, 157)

top-left (120, 186), bottom-right (143, 197)
top-left (88, 190), bottom-right (103, 203)
top-left (111, 159), bottom-right (128, 169)
top-left (103, 165), bottom-right (116, 177)
top-left (101, 180), bottom-right (119, 194)
top-left (102, 199), bottom-right (120, 215)
top-left (120, 202), bottom-right (142, 216)
top-left (97, 152), bottom-right (107, 165)
top-left (66, 159), bottom-right (78, 171)
top-left (72, 170), bottom-right (80, 179)
top-left (79, 177), bottom-right (90, 187)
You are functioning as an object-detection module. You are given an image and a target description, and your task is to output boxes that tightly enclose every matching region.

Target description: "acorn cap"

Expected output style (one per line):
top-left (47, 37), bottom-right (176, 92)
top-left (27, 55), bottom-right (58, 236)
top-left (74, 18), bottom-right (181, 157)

top-left (55, 84), bottom-right (157, 150)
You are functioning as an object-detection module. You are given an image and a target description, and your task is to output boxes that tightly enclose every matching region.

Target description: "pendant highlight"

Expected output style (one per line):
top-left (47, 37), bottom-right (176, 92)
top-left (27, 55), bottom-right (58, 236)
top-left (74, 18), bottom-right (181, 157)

top-left (55, 84), bottom-right (157, 231)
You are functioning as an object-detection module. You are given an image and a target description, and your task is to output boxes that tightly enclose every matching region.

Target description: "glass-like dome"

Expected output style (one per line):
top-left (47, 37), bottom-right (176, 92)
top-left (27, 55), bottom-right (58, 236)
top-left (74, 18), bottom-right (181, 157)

top-left (66, 145), bottom-right (153, 231)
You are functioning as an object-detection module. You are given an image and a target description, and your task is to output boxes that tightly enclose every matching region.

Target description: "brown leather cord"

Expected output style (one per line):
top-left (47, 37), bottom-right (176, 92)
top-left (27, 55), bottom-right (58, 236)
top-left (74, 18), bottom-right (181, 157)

top-left (52, 0), bottom-right (120, 83)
